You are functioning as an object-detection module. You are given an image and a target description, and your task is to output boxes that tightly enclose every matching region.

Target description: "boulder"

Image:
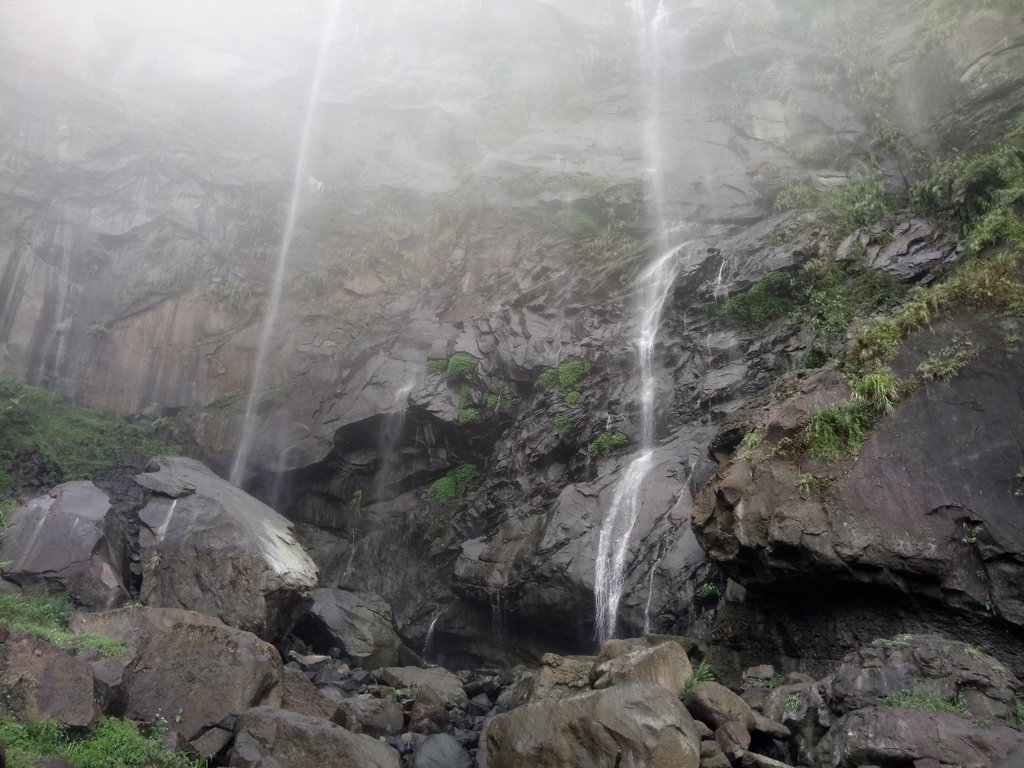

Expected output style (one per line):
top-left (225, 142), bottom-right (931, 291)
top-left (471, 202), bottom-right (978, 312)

top-left (280, 666), bottom-right (339, 721)
top-left (378, 666), bottom-right (468, 709)
top-left (480, 682), bottom-right (701, 768)
top-left (591, 639), bottom-right (692, 694)
top-left (408, 687), bottom-right (450, 734)
top-left (0, 632), bottom-right (98, 728)
top-left (528, 652), bottom-right (594, 701)
top-left (0, 482), bottom-right (127, 609)
top-left (230, 706), bottom-right (400, 768)
top-left (715, 721), bottom-right (751, 762)
top-left (339, 695), bottom-right (405, 738)
top-left (70, 606), bottom-right (283, 741)
top-left (295, 588), bottom-right (403, 669)
top-left (763, 683), bottom-right (831, 765)
top-left (135, 457), bottom-right (317, 641)
top-left (684, 681), bottom-right (757, 731)
top-left (413, 733), bottom-right (473, 768)
top-left (817, 707), bottom-right (1024, 768)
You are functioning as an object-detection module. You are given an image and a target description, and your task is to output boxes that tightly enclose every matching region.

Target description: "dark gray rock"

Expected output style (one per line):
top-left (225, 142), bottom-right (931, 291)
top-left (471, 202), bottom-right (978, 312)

top-left (295, 588), bottom-right (403, 669)
top-left (413, 733), bottom-right (472, 768)
top-left (684, 681), bottom-right (757, 731)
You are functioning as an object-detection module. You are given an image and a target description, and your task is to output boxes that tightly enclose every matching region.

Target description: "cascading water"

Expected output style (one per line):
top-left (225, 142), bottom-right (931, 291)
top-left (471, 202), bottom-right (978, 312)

top-left (229, 0), bottom-right (342, 487)
top-left (593, 0), bottom-right (683, 645)
top-left (594, 246), bottom-right (681, 645)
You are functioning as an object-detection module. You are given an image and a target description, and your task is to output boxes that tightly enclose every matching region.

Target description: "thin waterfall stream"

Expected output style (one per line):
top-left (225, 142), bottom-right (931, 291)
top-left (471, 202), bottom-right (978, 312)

top-left (593, 0), bottom-right (682, 645)
top-left (229, 0), bottom-right (342, 486)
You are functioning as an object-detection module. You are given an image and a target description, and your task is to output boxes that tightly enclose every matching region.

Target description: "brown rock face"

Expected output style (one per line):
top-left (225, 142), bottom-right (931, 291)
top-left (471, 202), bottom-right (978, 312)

top-left (0, 633), bottom-right (98, 728)
top-left (480, 682), bottom-right (701, 768)
top-left (684, 681), bottom-right (757, 732)
top-left (694, 317), bottom-right (1024, 630)
top-left (230, 706), bottom-right (400, 768)
top-left (70, 606), bottom-right (283, 741)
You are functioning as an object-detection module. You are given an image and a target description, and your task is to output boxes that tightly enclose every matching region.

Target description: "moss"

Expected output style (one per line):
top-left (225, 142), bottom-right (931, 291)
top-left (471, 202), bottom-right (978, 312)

top-left (0, 376), bottom-right (178, 486)
top-left (564, 390), bottom-right (581, 405)
top-left (456, 407), bottom-right (479, 426)
top-left (553, 413), bottom-right (570, 431)
top-left (717, 271), bottom-right (797, 326)
top-left (535, 369), bottom-right (558, 390)
top-left (0, 593), bottom-right (125, 657)
top-left (557, 360), bottom-right (591, 389)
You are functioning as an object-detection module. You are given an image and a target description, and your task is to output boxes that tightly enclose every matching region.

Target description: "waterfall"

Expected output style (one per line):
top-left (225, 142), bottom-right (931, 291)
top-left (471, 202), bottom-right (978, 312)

top-left (422, 612), bottom-right (441, 664)
top-left (229, 0), bottom-right (342, 487)
top-left (594, 245), bottom-right (681, 646)
top-left (593, 0), bottom-right (682, 646)
top-left (373, 382), bottom-right (415, 501)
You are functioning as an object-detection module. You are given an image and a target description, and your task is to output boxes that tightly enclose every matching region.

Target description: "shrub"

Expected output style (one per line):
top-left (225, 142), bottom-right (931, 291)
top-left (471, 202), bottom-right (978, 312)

top-left (456, 407), bottom-right (479, 425)
top-left (553, 413), bottom-right (570, 431)
top-left (485, 393), bottom-right (499, 410)
top-left (881, 687), bottom-right (968, 714)
top-left (426, 463), bottom-right (478, 503)
top-left (803, 401), bottom-right (873, 462)
top-left (847, 319), bottom-right (903, 371)
top-left (695, 582), bottom-right (718, 599)
top-left (0, 593), bottom-right (126, 657)
top-left (773, 180), bottom-right (821, 212)
top-left (588, 431), bottom-right (629, 459)
top-left (557, 360), bottom-right (591, 389)
top-left (918, 338), bottom-right (977, 381)
top-left (446, 352), bottom-right (479, 382)
top-left (850, 370), bottom-right (900, 413)
top-left (426, 359), bottom-right (447, 375)
top-left (717, 271), bottom-right (797, 326)
top-left (564, 390), bottom-right (581, 405)
top-left (535, 369), bottom-right (558, 390)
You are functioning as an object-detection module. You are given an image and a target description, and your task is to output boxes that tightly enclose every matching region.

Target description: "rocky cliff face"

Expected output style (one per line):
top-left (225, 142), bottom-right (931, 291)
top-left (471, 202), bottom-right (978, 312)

top-left (1, 0), bottom-right (1023, 666)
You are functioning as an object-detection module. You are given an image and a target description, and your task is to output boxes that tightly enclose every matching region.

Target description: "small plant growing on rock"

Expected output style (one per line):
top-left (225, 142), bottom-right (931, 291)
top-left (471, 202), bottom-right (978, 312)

top-left (736, 427), bottom-right (766, 461)
top-left (426, 463), bottom-right (478, 503)
top-left (557, 360), bottom-right (590, 389)
top-left (851, 370), bottom-right (900, 413)
top-left (456, 407), bottom-right (480, 425)
top-left (785, 694), bottom-right (802, 712)
top-left (918, 338), bottom-right (978, 381)
top-left (553, 413), bottom-right (570, 431)
top-left (881, 686), bottom-right (968, 714)
top-left (446, 352), bottom-right (479, 382)
top-left (535, 368), bottom-right (558, 390)
top-left (564, 390), bottom-right (581, 405)
top-left (683, 661), bottom-right (715, 694)
top-left (695, 583), bottom-right (718, 600)
top-left (588, 431), bottom-right (629, 459)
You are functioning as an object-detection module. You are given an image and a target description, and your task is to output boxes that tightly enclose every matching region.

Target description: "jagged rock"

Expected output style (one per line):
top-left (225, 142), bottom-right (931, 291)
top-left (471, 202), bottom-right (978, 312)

top-left (828, 634), bottom-right (1021, 721)
top-left (740, 752), bottom-right (798, 768)
top-left (0, 633), bottom-right (97, 728)
top-left (480, 682), bottom-right (701, 768)
top-left (816, 707), bottom-right (1024, 768)
top-left (684, 681), bottom-right (757, 731)
top-left (413, 733), bottom-right (473, 768)
top-left (408, 688), bottom-right (450, 734)
top-left (378, 666), bottom-right (468, 709)
top-left (339, 696), bottom-right (405, 738)
top-left (715, 721), bottom-right (751, 762)
top-left (135, 457), bottom-right (317, 641)
top-left (839, 218), bottom-right (959, 281)
top-left (230, 706), bottom-right (400, 768)
top-left (751, 713), bottom-right (790, 740)
top-left (280, 666), bottom-right (339, 721)
top-left (590, 638), bottom-right (692, 694)
top-left (528, 653), bottom-right (594, 701)
top-left (763, 683), bottom-right (832, 765)
top-left (0, 482), bottom-right (128, 609)
top-left (190, 727), bottom-right (234, 761)
top-left (294, 588), bottom-right (403, 669)
top-left (70, 606), bottom-right (282, 741)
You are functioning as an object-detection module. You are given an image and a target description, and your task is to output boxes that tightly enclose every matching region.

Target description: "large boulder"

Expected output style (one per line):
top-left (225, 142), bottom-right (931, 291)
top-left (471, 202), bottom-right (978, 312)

top-left (135, 457), bottom-right (318, 641)
top-left (413, 733), bottom-right (473, 768)
top-left (817, 707), bottom-right (1024, 768)
top-left (70, 606), bottom-right (283, 741)
top-left (294, 588), bottom-right (403, 669)
top-left (230, 706), bottom-right (400, 768)
top-left (684, 681), bottom-right (757, 732)
top-left (590, 638), bottom-right (693, 694)
top-left (377, 666), bottom-right (468, 709)
top-left (0, 482), bottom-right (127, 609)
top-left (480, 682), bottom-right (701, 768)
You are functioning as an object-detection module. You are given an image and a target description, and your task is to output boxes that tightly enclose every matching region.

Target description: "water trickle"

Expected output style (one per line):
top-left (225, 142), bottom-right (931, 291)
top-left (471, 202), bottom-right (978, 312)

top-left (373, 381), bottom-right (415, 501)
top-left (229, 0), bottom-right (342, 487)
top-left (642, 552), bottom-right (665, 635)
top-left (422, 612), bottom-right (441, 663)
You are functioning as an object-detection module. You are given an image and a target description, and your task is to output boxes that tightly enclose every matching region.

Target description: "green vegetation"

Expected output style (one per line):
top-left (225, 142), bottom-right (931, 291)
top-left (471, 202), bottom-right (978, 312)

top-left (536, 360), bottom-right (592, 391)
top-left (0, 376), bottom-right (178, 490)
top-left (918, 338), bottom-right (978, 381)
top-left (485, 393), bottom-right (499, 410)
top-left (445, 353), bottom-right (479, 382)
top-left (872, 633), bottom-right (912, 648)
top-left (881, 687), bottom-right (968, 714)
top-left (1016, 702), bottom-right (1024, 726)
top-left (803, 400), bottom-right (873, 463)
top-left (796, 472), bottom-right (833, 496)
top-left (912, 114), bottom-right (1024, 256)
top-left (426, 359), bottom-right (447, 375)
top-left (564, 390), bottom-right (581, 406)
top-left (718, 272), bottom-right (797, 326)
top-left (426, 463), bottom-right (478, 503)
top-left (736, 428), bottom-right (766, 461)
top-left (0, 593), bottom-right (125, 657)
top-left (588, 431), bottom-right (629, 459)
top-left (753, 675), bottom-right (781, 690)
top-left (850, 370), bottom-right (900, 413)
top-left (0, 716), bottom-right (206, 768)
top-left (456, 407), bottom-right (480, 426)
top-left (785, 694), bottom-right (802, 712)
top-left (695, 582), bottom-right (718, 599)
top-left (683, 661), bottom-right (715, 694)
top-left (553, 413), bottom-right (570, 432)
